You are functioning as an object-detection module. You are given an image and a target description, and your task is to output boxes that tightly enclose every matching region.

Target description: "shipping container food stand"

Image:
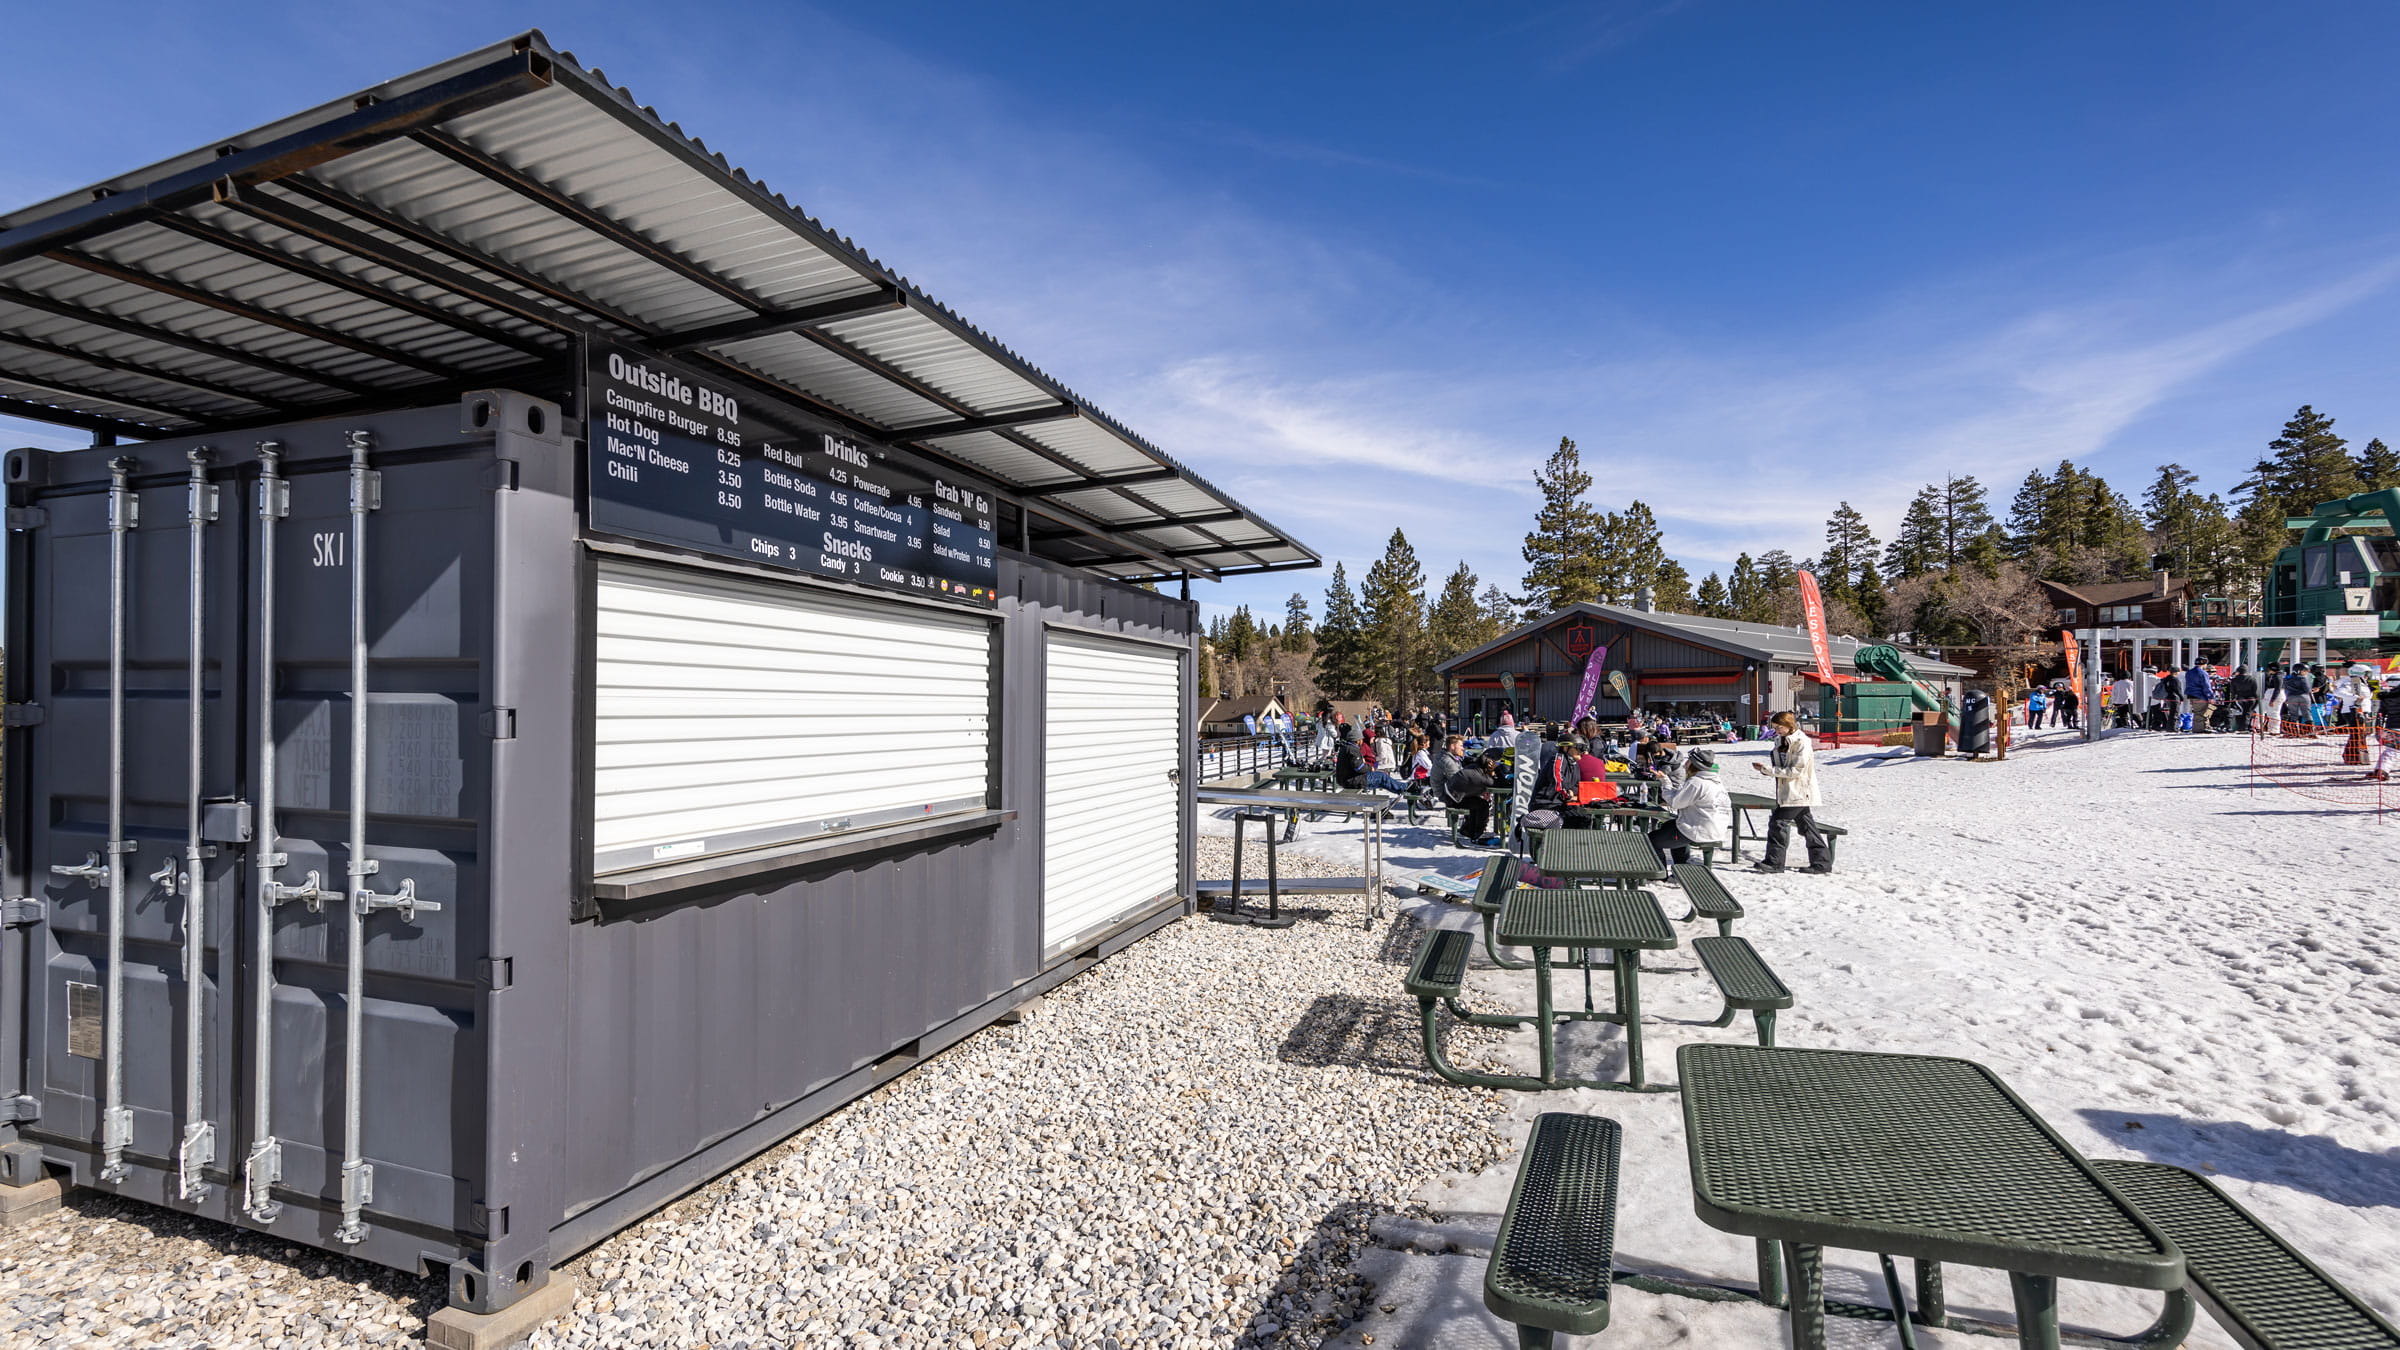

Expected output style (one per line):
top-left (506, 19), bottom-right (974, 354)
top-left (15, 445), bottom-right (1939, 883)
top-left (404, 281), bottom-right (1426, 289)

top-left (0, 31), bottom-right (1316, 1342)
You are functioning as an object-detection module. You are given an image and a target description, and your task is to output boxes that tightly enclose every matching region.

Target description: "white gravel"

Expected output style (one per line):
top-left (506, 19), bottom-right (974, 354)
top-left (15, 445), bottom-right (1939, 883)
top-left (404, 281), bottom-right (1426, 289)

top-left (0, 835), bottom-right (1510, 1348)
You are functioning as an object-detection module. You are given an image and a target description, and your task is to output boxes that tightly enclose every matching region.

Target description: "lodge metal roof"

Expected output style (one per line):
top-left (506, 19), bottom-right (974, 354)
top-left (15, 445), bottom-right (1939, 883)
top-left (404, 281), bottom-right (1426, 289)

top-left (0, 31), bottom-right (1314, 583)
top-left (1433, 602), bottom-right (1977, 677)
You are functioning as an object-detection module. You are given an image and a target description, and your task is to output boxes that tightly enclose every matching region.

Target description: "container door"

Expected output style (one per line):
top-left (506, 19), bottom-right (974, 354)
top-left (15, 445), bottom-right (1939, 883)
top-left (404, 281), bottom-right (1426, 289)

top-left (1040, 631), bottom-right (1182, 955)
top-left (19, 464), bottom-right (246, 1196)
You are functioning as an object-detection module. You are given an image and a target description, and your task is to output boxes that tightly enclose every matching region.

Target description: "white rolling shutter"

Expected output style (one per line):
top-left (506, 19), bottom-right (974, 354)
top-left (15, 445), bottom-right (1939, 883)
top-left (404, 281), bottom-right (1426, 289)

top-left (1041, 631), bottom-right (1183, 953)
top-left (592, 560), bottom-right (993, 873)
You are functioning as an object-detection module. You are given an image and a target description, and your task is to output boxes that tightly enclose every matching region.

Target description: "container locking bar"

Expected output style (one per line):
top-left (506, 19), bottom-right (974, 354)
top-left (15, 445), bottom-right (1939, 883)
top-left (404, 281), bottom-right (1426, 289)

top-left (175, 448), bottom-right (218, 1202)
top-left (335, 429), bottom-right (419, 1246)
top-left (97, 457), bottom-right (136, 1183)
top-left (244, 441), bottom-right (290, 1224)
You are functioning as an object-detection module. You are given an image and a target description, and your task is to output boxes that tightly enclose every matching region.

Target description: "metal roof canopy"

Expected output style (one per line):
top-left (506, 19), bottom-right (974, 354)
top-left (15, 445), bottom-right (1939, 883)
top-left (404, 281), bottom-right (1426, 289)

top-left (0, 31), bottom-right (1314, 584)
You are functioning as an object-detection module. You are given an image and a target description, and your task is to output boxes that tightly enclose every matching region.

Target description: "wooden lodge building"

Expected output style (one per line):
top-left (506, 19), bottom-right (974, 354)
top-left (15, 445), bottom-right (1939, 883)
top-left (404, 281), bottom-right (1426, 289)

top-left (1433, 598), bottom-right (1971, 730)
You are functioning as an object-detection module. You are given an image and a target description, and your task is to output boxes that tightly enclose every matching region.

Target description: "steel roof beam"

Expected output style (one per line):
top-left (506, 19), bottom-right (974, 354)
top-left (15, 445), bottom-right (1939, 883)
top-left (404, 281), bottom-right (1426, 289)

top-left (254, 178), bottom-right (647, 337)
top-left (47, 249), bottom-right (466, 380)
top-left (896, 404), bottom-right (1079, 441)
top-left (0, 284), bottom-right (377, 396)
top-left (147, 212), bottom-right (557, 358)
top-left (410, 126), bottom-right (766, 313)
top-left (0, 47), bottom-right (554, 268)
top-left (0, 393), bottom-right (158, 439)
top-left (655, 287), bottom-right (906, 353)
top-left (1017, 467), bottom-right (1180, 496)
top-left (0, 368), bottom-right (196, 426)
top-left (0, 329), bottom-right (272, 407)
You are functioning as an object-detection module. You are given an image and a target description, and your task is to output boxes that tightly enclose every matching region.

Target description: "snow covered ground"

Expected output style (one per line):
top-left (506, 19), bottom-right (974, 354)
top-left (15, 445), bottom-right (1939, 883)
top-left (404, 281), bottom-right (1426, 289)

top-left (1206, 725), bottom-right (2400, 1348)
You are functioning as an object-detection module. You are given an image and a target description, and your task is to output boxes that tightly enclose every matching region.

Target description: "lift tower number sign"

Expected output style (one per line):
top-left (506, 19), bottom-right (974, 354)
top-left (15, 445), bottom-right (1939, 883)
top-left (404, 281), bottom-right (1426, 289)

top-left (585, 342), bottom-right (999, 606)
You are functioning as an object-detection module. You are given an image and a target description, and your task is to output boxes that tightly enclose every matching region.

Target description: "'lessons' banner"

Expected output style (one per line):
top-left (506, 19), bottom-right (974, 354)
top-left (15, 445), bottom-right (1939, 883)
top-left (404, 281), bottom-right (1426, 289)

top-left (2061, 631), bottom-right (2083, 698)
top-left (1796, 570), bottom-right (1837, 686)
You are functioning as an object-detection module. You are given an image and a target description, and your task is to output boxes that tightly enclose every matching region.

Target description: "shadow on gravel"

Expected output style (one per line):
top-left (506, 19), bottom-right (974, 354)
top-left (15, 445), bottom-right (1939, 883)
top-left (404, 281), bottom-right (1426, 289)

top-left (1231, 1199), bottom-right (1387, 1347)
top-left (1278, 994), bottom-right (1435, 1083)
top-left (51, 1188), bottom-right (449, 1323)
top-left (2077, 1109), bottom-right (2400, 1210)
top-left (1372, 916), bottom-right (1426, 967)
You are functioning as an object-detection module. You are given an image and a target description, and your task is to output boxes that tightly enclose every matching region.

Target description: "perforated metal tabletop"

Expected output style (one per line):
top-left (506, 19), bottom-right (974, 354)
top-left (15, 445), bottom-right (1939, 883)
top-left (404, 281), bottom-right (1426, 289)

top-left (1678, 1045), bottom-right (2183, 1287)
top-left (1497, 888), bottom-right (1677, 951)
top-left (1533, 830), bottom-right (1668, 883)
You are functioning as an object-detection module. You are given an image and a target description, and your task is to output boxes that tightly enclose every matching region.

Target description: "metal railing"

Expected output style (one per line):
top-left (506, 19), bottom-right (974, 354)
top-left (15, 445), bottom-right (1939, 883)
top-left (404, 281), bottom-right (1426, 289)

top-left (1196, 733), bottom-right (1297, 782)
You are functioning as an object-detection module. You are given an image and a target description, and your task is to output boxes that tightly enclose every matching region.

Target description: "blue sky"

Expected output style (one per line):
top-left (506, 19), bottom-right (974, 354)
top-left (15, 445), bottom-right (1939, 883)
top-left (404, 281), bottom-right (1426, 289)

top-left (7, 2), bottom-right (2400, 625)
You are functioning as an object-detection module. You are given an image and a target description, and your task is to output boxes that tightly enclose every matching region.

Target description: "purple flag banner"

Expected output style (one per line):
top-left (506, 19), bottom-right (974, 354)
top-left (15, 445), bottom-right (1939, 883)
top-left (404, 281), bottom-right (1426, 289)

top-left (1573, 645), bottom-right (1610, 721)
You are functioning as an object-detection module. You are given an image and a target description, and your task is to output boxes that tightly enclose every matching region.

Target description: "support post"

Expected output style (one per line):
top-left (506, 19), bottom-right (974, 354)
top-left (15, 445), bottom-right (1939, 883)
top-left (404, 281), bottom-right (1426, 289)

top-left (2130, 639), bottom-right (2145, 716)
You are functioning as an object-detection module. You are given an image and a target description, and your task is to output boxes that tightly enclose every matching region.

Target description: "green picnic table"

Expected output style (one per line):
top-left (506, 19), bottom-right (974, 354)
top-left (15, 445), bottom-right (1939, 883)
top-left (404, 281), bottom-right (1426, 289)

top-left (1727, 790), bottom-right (1775, 861)
top-left (1533, 828), bottom-right (1668, 888)
top-left (1679, 1044), bottom-right (2190, 1350)
top-left (1496, 887), bottom-right (1680, 1091)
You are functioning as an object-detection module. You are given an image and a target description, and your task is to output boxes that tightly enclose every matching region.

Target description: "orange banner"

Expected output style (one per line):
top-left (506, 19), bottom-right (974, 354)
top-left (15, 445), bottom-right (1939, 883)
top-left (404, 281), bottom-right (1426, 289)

top-left (2062, 630), bottom-right (2083, 697)
top-left (1796, 569), bottom-right (1837, 686)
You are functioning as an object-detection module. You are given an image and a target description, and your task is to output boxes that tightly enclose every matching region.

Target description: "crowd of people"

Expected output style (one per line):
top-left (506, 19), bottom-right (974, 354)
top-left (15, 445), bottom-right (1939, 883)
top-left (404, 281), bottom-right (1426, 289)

top-left (1311, 697), bottom-right (1836, 875)
top-left (2021, 659), bottom-right (2400, 737)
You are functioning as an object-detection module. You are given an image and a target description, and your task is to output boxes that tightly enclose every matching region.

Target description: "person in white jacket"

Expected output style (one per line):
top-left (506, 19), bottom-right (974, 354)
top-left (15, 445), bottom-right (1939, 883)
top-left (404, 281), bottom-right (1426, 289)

top-left (1749, 710), bottom-right (1832, 873)
top-left (1648, 748), bottom-right (1731, 867)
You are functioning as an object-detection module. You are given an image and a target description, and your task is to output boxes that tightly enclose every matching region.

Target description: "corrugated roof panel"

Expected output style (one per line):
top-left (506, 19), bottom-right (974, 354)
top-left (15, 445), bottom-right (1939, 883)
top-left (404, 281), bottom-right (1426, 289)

top-left (441, 89), bottom-right (877, 314)
top-left (0, 256), bottom-right (441, 389)
top-left (820, 308), bottom-right (1054, 416)
top-left (924, 433), bottom-right (1076, 487)
top-left (1013, 416), bottom-right (1155, 476)
top-left (76, 221), bottom-right (533, 373)
top-left (712, 331), bottom-right (952, 427)
top-left (0, 338), bottom-right (249, 424)
top-left (0, 371), bottom-right (185, 427)
top-left (312, 129), bottom-right (750, 338)
top-left (1124, 478), bottom-right (1234, 515)
top-left (0, 301), bottom-right (325, 407)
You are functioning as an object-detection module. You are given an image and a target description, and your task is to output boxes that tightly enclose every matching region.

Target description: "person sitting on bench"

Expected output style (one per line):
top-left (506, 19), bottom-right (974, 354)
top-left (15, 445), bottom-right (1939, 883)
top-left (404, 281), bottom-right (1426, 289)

top-left (1648, 748), bottom-right (1731, 866)
top-left (1446, 750), bottom-right (1501, 846)
top-left (1335, 722), bottom-right (1411, 794)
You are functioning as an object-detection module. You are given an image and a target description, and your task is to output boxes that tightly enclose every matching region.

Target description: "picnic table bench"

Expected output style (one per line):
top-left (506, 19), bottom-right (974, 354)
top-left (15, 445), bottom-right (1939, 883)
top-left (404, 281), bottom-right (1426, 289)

top-left (1485, 1113), bottom-right (1621, 1348)
top-left (1670, 862), bottom-right (1742, 934)
top-left (2090, 1159), bottom-right (2400, 1350)
top-left (1690, 936), bottom-right (1790, 1047)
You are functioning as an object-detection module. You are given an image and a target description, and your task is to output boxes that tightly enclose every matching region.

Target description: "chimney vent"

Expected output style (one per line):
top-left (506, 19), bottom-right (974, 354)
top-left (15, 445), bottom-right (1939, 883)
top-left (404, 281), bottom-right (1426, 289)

top-left (2153, 569), bottom-right (2171, 597)
top-left (1634, 586), bottom-right (1655, 612)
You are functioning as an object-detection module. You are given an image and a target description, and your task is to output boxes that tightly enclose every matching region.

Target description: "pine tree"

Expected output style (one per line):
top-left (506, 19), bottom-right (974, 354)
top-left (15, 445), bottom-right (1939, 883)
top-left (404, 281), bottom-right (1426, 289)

top-left (1853, 558), bottom-right (1890, 636)
top-left (1478, 584), bottom-right (1516, 634)
top-left (1223, 605), bottom-right (1258, 662)
top-left (1962, 525), bottom-right (2007, 576)
top-left (2005, 469), bottom-right (2051, 560)
top-left (1362, 529), bottom-right (1426, 711)
top-left (1519, 437), bottom-right (1607, 615)
top-left (1819, 502), bottom-right (1879, 594)
top-left (1726, 553), bottom-right (1762, 620)
top-left (1695, 571), bottom-right (1731, 617)
top-left (1424, 562), bottom-right (1486, 680)
top-left (2356, 437), bottom-right (2400, 491)
top-left (1593, 500), bottom-right (1668, 603)
top-left (2239, 405), bottom-right (2361, 522)
top-left (1281, 593), bottom-right (1312, 652)
top-left (1652, 557), bottom-right (1694, 611)
top-left (1884, 485), bottom-right (1945, 580)
top-left (1938, 475), bottom-right (1994, 567)
top-left (1312, 563), bottom-right (1373, 699)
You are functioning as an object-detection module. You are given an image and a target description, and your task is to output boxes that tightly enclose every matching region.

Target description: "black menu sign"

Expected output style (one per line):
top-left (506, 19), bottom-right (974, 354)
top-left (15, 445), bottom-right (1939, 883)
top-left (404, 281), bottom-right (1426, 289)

top-left (584, 342), bottom-right (999, 606)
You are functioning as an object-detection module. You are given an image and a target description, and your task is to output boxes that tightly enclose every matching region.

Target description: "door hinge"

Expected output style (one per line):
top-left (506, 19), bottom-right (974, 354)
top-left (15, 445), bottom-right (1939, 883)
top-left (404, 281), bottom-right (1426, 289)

top-left (1, 898), bottom-right (46, 927)
top-left (0, 1095), bottom-right (37, 1124)
top-left (5, 506), bottom-right (46, 531)
top-left (479, 707), bottom-right (516, 740)
top-left (477, 957), bottom-right (513, 992)
top-left (2, 703), bottom-right (42, 728)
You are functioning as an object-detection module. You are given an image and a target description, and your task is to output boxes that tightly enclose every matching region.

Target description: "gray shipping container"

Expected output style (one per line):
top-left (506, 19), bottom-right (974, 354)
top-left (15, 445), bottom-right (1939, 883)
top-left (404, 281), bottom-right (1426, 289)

top-left (2, 392), bottom-right (1199, 1313)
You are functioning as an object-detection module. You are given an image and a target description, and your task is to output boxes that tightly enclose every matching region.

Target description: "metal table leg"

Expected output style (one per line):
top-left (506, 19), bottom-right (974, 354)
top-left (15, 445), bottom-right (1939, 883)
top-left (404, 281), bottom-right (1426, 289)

top-left (1618, 947), bottom-right (1646, 1088)
top-left (1783, 1242), bottom-right (1828, 1350)
top-left (1246, 810), bottom-right (1291, 929)
top-left (2008, 1272), bottom-right (2061, 1350)
top-left (1534, 946), bottom-right (1556, 1084)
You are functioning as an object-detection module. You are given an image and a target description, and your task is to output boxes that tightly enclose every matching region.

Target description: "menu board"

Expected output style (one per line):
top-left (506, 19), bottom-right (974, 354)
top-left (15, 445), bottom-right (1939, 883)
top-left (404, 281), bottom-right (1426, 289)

top-left (584, 342), bottom-right (999, 607)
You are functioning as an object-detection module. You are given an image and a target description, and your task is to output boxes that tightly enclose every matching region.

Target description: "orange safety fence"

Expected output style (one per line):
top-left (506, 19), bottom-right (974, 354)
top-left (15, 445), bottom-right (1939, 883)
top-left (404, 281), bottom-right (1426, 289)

top-left (2248, 717), bottom-right (2398, 817)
